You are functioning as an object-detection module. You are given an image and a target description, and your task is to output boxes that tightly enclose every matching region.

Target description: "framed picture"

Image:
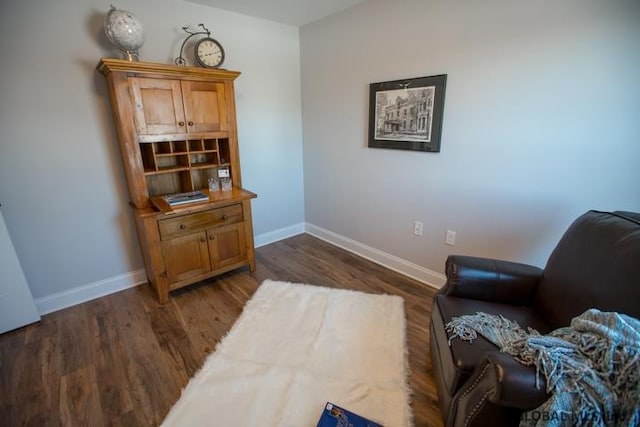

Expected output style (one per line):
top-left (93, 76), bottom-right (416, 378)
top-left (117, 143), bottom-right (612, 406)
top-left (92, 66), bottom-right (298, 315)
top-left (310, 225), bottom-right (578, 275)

top-left (368, 74), bottom-right (447, 152)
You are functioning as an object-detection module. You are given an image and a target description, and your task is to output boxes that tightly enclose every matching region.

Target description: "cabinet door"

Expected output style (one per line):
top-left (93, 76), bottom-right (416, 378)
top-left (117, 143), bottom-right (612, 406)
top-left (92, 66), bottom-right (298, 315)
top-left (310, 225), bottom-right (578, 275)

top-left (130, 77), bottom-right (187, 135)
top-left (181, 81), bottom-right (228, 133)
top-left (163, 231), bottom-right (211, 284)
top-left (208, 222), bottom-right (246, 269)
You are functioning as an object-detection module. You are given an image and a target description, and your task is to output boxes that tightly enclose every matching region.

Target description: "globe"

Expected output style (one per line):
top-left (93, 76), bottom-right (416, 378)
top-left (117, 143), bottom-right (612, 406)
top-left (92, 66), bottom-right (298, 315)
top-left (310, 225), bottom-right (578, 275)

top-left (104, 6), bottom-right (145, 61)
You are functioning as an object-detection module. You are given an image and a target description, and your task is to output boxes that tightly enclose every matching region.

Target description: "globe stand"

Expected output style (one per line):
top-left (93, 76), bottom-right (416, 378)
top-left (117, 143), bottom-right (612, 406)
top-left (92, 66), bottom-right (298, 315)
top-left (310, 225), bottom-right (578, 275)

top-left (122, 50), bottom-right (140, 62)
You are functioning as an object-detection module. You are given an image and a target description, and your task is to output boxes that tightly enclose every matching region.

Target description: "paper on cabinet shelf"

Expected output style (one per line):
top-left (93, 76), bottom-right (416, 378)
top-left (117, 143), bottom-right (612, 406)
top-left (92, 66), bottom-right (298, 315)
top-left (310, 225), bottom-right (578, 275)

top-left (162, 191), bottom-right (208, 206)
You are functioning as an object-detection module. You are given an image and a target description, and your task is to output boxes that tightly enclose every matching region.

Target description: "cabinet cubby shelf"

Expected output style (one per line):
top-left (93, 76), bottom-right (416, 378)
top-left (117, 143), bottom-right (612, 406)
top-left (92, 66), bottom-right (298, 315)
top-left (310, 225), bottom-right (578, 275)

top-left (139, 137), bottom-right (231, 181)
top-left (156, 153), bottom-right (186, 157)
top-left (144, 166), bottom-right (190, 175)
top-left (190, 163), bottom-right (217, 170)
top-left (144, 162), bottom-right (231, 175)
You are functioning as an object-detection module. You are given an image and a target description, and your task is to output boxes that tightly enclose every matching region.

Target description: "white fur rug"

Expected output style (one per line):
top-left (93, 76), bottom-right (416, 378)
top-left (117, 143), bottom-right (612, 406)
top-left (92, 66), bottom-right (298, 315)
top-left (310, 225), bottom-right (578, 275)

top-left (161, 280), bottom-right (412, 426)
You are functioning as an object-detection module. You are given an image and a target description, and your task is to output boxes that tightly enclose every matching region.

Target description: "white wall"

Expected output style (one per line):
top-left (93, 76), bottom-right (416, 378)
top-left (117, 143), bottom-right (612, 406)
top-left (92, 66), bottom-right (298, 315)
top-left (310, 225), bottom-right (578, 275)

top-left (300, 0), bottom-right (640, 277)
top-left (0, 0), bottom-right (304, 302)
top-left (3, 0), bottom-right (639, 307)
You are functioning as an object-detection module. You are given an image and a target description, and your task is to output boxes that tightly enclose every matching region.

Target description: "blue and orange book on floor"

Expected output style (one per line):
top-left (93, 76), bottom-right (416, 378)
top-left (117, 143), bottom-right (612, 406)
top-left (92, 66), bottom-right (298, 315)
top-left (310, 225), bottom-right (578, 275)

top-left (316, 402), bottom-right (383, 427)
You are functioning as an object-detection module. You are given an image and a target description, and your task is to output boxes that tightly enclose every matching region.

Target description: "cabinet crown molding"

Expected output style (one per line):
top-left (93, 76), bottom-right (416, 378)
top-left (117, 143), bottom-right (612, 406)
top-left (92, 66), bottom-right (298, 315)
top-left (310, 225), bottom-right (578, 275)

top-left (97, 58), bottom-right (241, 80)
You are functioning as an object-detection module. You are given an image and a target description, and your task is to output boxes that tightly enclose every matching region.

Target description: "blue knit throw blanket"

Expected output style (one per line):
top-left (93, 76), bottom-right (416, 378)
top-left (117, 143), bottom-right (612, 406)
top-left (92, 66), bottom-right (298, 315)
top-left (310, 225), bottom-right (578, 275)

top-left (446, 309), bottom-right (640, 427)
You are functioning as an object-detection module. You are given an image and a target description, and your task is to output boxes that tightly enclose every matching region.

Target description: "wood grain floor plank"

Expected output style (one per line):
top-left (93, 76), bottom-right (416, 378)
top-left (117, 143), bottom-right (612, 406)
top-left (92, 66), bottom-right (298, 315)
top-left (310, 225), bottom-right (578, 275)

top-left (85, 297), bottom-right (135, 421)
top-left (0, 234), bottom-right (444, 427)
top-left (59, 365), bottom-right (104, 427)
top-left (109, 290), bottom-right (182, 425)
top-left (148, 303), bottom-right (201, 381)
top-left (55, 304), bottom-right (97, 376)
top-left (169, 275), bottom-right (257, 358)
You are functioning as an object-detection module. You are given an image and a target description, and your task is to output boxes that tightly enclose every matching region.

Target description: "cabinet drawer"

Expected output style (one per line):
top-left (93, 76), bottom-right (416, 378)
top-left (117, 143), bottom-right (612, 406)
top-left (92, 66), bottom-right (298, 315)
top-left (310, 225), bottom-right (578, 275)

top-left (158, 204), bottom-right (243, 240)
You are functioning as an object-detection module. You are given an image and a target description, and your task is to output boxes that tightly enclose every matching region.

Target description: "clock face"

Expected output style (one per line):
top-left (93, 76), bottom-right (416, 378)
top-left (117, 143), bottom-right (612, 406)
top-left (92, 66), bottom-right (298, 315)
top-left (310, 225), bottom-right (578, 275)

top-left (195, 38), bottom-right (225, 68)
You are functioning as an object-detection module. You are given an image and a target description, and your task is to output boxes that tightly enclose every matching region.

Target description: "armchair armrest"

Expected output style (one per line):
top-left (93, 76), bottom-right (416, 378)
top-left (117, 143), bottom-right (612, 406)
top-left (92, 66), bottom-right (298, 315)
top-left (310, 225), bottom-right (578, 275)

top-left (485, 352), bottom-right (549, 409)
top-left (450, 351), bottom-right (550, 427)
top-left (440, 255), bottom-right (542, 305)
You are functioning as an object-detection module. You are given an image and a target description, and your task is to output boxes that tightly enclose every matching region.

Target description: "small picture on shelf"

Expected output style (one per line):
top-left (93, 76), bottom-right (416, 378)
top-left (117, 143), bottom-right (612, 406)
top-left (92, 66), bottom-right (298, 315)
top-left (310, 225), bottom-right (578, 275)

top-left (218, 167), bottom-right (232, 192)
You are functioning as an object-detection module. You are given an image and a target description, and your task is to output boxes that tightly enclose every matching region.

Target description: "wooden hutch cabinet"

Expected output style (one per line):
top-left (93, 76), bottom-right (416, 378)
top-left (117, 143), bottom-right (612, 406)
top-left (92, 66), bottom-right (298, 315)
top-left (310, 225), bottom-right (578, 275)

top-left (97, 58), bottom-right (256, 303)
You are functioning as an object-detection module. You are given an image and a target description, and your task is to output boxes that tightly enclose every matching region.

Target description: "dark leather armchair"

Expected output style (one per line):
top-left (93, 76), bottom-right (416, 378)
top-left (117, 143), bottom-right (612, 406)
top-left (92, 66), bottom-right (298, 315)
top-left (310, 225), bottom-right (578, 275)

top-left (429, 210), bottom-right (640, 427)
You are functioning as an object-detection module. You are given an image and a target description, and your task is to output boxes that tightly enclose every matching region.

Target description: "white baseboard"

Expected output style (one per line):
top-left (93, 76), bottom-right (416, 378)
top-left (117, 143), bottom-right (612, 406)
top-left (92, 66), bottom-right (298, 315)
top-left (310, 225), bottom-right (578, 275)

top-left (34, 222), bottom-right (443, 315)
top-left (33, 225), bottom-right (306, 315)
top-left (254, 222), bottom-right (306, 248)
top-left (34, 269), bottom-right (147, 316)
top-left (305, 223), bottom-right (446, 290)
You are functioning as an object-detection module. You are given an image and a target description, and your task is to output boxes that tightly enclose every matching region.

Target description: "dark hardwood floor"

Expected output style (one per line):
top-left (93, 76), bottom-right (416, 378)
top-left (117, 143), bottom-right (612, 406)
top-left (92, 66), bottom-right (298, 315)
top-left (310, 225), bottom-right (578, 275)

top-left (0, 234), bottom-right (444, 427)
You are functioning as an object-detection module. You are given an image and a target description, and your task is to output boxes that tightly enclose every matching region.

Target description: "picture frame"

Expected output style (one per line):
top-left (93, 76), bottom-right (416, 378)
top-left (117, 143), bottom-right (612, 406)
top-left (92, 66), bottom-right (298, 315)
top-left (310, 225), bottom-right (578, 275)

top-left (368, 74), bottom-right (447, 152)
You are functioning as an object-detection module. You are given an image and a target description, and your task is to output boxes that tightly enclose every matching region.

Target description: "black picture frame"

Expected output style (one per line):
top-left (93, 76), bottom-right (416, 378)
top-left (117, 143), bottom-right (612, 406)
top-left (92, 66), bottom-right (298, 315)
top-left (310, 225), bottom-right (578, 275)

top-left (368, 74), bottom-right (447, 152)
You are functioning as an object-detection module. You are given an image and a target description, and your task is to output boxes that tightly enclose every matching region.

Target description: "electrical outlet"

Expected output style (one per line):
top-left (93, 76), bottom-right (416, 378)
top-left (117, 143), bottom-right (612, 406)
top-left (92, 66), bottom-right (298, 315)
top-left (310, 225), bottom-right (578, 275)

top-left (445, 229), bottom-right (456, 245)
top-left (414, 221), bottom-right (424, 236)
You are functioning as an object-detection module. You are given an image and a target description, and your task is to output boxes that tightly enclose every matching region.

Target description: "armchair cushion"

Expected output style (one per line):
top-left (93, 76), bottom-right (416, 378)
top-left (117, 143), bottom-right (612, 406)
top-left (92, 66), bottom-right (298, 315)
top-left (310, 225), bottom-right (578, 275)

top-left (533, 210), bottom-right (640, 328)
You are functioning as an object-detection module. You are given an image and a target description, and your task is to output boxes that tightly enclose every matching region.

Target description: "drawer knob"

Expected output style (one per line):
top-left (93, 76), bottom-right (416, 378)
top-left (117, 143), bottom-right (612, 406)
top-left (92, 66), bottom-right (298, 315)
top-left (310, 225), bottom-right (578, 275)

top-left (179, 224), bottom-right (186, 230)
top-left (222, 214), bottom-right (228, 220)
top-left (209, 235), bottom-right (215, 240)
top-left (188, 121), bottom-right (194, 126)
top-left (178, 121), bottom-right (185, 127)
top-left (200, 237), bottom-right (206, 242)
